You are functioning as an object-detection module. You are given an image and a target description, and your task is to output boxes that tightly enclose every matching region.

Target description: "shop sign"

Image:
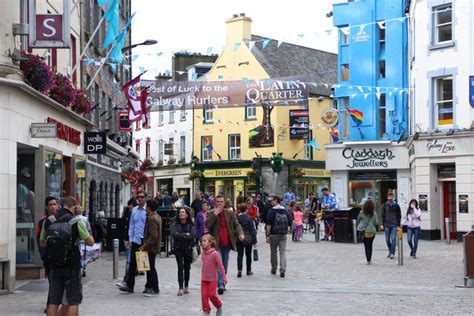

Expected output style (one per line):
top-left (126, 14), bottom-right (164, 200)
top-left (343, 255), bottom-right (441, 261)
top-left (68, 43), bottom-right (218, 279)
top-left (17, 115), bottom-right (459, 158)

top-left (84, 132), bottom-right (106, 154)
top-left (29, 0), bottom-right (70, 48)
top-left (419, 194), bottom-right (428, 212)
top-left (30, 123), bottom-right (57, 138)
top-left (300, 168), bottom-right (331, 178)
top-left (289, 110), bottom-right (309, 140)
top-left (342, 147), bottom-right (396, 169)
top-left (426, 139), bottom-right (456, 154)
top-left (203, 168), bottom-right (253, 178)
top-left (459, 195), bottom-right (469, 213)
top-left (438, 164), bottom-right (455, 179)
top-left (349, 170), bottom-right (397, 181)
top-left (320, 108), bottom-right (338, 128)
top-left (47, 117), bottom-right (81, 146)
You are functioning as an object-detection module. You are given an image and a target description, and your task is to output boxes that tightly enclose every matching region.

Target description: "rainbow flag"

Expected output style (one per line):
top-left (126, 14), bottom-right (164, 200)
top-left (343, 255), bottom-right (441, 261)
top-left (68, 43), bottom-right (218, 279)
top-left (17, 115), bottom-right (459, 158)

top-left (330, 128), bottom-right (339, 142)
top-left (204, 137), bottom-right (213, 152)
top-left (347, 108), bottom-right (363, 126)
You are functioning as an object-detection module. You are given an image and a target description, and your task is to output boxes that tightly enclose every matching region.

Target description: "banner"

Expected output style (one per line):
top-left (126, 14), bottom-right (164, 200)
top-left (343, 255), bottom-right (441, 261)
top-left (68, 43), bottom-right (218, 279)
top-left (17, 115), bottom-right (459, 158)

top-left (289, 110), bottom-right (309, 139)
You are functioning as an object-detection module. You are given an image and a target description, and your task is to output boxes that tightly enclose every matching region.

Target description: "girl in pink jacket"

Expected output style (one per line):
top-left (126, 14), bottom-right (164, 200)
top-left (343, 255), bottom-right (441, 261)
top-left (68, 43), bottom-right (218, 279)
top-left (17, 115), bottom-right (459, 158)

top-left (201, 234), bottom-right (226, 316)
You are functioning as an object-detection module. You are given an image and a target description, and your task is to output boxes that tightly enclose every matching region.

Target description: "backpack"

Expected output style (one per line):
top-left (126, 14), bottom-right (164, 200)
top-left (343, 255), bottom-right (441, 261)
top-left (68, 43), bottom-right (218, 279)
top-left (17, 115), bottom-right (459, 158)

top-left (273, 209), bottom-right (289, 235)
top-left (44, 214), bottom-right (80, 268)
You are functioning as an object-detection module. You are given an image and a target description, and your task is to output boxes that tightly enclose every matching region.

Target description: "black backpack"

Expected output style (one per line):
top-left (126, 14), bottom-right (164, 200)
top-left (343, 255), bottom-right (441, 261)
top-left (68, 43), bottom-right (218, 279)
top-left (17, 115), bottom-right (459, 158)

top-left (273, 209), bottom-right (289, 235)
top-left (44, 214), bottom-right (80, 268)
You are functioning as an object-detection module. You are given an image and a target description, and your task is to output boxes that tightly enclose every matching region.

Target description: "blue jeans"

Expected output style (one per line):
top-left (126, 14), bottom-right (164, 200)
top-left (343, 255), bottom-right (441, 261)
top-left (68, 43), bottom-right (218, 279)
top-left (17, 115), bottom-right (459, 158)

top-left (123, 244), bottom-right (131, 282)
top-left (217, 246), bottom-right (231, 288)
top-left (407, 227), bottom-right (420, 256)
top-left (384, 226), bottom-right (397, 256)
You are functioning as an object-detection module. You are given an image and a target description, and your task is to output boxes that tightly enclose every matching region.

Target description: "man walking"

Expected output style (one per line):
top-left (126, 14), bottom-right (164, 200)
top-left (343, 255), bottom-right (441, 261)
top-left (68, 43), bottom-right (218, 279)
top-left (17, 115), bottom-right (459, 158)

top-left (119, 191), bottom-right (147, 293)
top-left (380, 192), bottom-right (402, 259)
top-left (191, 191), bottom-right (204, 219)
top-left (40, 196), bottom-right (94, 316)
top-left (266, 196), bottom-right (293, 278)
top-left (282, 188), bottom-right (296, 207)
top-left (321, 188), bottom-right (337, 241)
top-left (205, 195), bottom-right (244, 294)
top-left (116, 198), bottom-right (137, 288)
top-left (139, 199), bottom-right (162, 296)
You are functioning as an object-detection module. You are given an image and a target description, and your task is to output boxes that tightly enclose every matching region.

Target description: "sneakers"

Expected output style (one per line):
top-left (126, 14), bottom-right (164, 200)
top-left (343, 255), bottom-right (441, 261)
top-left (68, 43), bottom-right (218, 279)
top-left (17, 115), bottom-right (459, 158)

top-left (119, 286), bottom-right (133, 293)
top-left (280, 272), bottom-right (285, 278)
top-left (143, 288), bottom-right (151, 294)
top-left (237, 271), bottom-right (242, 278)
top-left (183, 287), bottom-right (189, 294)
top-left (216, 307), bottom-right (223, 316)
top-left (144, 290), bottom-right (159, 297)
top-left (116, 280), bottom-right (126, 288)
top-left (177, 288), bottom-right (183, 296)
top-left (217, 288), bottom-right (225, 295)
top-left (390, 254), bottom-right (394, 259)
top-left (246, 271), bottom-right (253, 276)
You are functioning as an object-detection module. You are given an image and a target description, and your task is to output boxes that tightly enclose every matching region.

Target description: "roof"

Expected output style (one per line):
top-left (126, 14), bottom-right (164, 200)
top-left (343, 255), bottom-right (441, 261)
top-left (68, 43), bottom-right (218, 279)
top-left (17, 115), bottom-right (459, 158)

top-left (251, 35), bottom-right (337, 96)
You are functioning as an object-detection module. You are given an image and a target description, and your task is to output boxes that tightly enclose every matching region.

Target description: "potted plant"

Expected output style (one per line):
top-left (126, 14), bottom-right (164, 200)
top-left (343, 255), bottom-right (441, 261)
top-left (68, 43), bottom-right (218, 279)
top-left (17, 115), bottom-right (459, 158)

top-left (50, 72), bottom-right (75, 107)
top-left (20, 52), bottom-right (54, 94)
top-left (167, 157), bottom-right (176, 165)
top-left (71, 89), bottom-right (92, 115)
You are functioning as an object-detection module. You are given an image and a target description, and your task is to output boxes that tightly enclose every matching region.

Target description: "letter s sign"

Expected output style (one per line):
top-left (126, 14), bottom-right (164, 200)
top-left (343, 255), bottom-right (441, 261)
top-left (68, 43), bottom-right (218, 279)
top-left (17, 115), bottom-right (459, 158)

top-left (42, 18), bottom-right (56, 37)
top-left (35, 15), bottom-right (63, 41)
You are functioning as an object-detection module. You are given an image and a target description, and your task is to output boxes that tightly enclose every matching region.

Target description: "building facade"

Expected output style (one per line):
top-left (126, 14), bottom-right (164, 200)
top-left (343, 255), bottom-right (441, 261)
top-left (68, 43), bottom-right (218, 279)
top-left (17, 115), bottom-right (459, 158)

top-left (407, 0), bottom-right (474, 240)
top-left (328, 0), bottom-right (411, 214)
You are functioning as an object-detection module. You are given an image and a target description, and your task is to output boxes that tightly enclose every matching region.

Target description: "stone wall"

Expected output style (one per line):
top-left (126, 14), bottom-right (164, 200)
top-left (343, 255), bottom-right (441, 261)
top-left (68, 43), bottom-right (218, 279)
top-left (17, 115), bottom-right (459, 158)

top-left (260, 165), bottom-right (289, 197)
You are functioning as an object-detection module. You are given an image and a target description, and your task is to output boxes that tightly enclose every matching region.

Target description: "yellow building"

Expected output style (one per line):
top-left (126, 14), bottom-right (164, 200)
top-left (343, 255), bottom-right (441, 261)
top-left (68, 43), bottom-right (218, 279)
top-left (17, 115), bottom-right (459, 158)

top-left (192, 14), bottom-right (337, 204)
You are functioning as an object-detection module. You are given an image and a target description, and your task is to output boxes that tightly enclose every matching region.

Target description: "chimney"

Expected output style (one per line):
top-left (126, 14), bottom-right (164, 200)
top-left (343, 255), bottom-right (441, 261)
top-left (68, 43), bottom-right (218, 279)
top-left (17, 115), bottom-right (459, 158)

top-left (226, 13), bottom-right (252, 46)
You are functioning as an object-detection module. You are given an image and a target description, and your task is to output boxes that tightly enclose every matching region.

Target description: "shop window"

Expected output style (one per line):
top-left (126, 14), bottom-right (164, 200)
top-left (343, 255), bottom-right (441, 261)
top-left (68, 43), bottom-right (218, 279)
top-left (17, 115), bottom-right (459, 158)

top-left (229, 134), bottom-right (241, 160)
top-left (180, 136), bottom-right (186, 161)
top-left (434, 76), bottom-right (453, 127)
top-left (145, 139), bottom-right (151, 160)
top-left (433, 4), bottom-right (452, 45)
top-left (45, 151), bottom-right (63, 198)
top-left (379, 94), bottom-right (386, 138)
top-left (201, 136), bottom-right (213, 161)
top-left (341, 64), bottom-right (349, 81)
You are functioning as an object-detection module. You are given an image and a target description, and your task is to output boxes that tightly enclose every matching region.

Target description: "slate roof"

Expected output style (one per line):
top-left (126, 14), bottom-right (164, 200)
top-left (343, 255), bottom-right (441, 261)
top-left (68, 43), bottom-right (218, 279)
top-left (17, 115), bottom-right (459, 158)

top-left (251, 35), bottom-right (337, 96)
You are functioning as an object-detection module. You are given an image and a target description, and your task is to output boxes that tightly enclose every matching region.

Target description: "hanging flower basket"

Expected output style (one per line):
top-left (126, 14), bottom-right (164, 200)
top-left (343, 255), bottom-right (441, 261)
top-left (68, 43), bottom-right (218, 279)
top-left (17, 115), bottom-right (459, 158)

top-left (50, 73), bottom-right (75, 107)
top-left (71, 89), bottom-right (92, 115)
top-left (188, 170), bottom-right (203, 180)
top-left (140, 159), bottom-right (153, 171)
top-left (20, 52), bottom-right (54, 94)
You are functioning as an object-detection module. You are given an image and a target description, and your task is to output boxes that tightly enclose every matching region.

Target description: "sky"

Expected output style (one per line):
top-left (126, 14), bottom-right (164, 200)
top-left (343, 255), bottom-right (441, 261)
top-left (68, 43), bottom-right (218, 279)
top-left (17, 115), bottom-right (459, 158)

top-left (131, 0), bottom-right (339, 80)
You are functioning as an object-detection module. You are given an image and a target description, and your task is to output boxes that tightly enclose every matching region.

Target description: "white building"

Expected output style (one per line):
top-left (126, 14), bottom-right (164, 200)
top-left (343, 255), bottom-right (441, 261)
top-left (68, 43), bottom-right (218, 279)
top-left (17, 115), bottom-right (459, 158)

top-left (408, 0), bottom-right (474, 240)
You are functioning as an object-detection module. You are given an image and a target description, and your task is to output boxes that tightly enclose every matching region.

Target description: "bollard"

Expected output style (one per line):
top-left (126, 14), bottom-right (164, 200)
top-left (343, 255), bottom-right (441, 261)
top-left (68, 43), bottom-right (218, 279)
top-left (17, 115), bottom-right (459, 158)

top-left (463, 232), bottom-right (468, 286)
top-left (113, 238), bottom-right (119, 279)
top-left (352, 219), bottom-right (357, 244)
top-left (314, 220), bottom-right (320, 242)
top-left (445, 218), bottom-right (451, 245)
top-left (397, 229), bottom-right (403, 266)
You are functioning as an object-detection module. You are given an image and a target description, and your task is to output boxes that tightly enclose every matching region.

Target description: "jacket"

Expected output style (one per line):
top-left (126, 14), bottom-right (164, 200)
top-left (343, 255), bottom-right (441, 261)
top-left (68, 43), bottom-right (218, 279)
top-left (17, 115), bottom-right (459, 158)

top-left (406, 208), bottom-right (421, 228)
top-left (356, 211), bottom-right (379, 233)
top-left (237, 213), bottom-right (257, 245)
top-left (195, 211), bottom-right (208, 239)
top-left (171, 221), bottom-right (195, 254)
top-left (201, 248), bottom-right (226, 282)
top-left (205, 209), bottom-right (243, 250)
top-left (142, 212), bottom-right (162, 255)
top-left (381, 201), bottom-right (401, 227)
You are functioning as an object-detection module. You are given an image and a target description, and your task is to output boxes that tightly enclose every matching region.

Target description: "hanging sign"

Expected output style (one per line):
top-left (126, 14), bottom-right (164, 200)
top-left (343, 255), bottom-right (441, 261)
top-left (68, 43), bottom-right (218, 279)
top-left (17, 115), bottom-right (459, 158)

top-left (289, 110), bottom-right (309, 140)
top-left (118, 112), bottom-right (132, 132)
top-left (321, 108), bottom-right (338, 128)
top-left (84, 132), bottom-right (107, 154)
top-left (469, 76), bottom-right (474, 107)
top-left (29, 0), bottom-right (70, 48)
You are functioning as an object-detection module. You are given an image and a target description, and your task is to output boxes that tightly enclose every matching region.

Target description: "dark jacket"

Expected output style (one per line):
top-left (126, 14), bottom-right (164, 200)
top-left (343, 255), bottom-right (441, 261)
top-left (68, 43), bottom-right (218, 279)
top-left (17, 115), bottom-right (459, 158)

top-left (381, 201), bottom-right (401, 228)
top-left (191, 198), bottom-right (203, 219)
top-left (266, 205), bottom-right (293, 236)
top-left (142, 212), bottom-right (162, 254)
top-left (260, 202), bottom-right (273, 224)
top-left (205, 209), bottom-right (243, 250)
top-left (171, 221), bottom-right (195, 255)
top-left (237, 213), bottom-right (257, 245)
top-left (121, 207), bottom-right (132, 241)
top-left (163, 195), bottom-right (172, 206)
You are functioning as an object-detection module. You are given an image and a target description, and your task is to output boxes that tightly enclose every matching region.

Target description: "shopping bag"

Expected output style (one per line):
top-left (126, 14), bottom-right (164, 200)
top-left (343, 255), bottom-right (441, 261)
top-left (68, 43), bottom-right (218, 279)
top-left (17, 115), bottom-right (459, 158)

top-left (253, 247), bottom-right (259, 261)
top-left (136, 251), bottom-right (150, 272)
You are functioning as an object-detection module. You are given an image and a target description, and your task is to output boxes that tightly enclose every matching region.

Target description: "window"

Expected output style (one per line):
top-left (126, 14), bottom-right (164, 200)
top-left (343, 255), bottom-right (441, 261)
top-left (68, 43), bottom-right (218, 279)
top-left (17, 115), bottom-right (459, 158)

top-left (304, 130), bottom-right (313, 160)
top-left (180, 106), bottom-right (186, 121)
top-left (169, 106), bottom-right (174, 123)
top-left (203, 105), bottom-right (213, 123)
top-left (433, 4), bottom-right (452, 44)
top-left (340, 28), bottom-right (349, 45)
top-left (229, 134), bottom-right (241, 160)
top-left (378, 23), bottom-right (386, 58)
top-left (434, 76), bottom-right (453, 126)
top-left (245, 104), bottom-right (256, 120)
top-left (379, 94), bottom-right (386, 138)
top-left (135, 140), bottom-right (140, 153)
top-left (379, 60), bottom-right (386, 79)
top-left (341, 64), bottom-right (349, 81)
top-left (338, 97), bottom-right (350, 139)
top-left (201, 136), bottom-right (212, 161)
top-left (179, 136), bottom-right (186, 161)
top-left (145, 139), bottom-right (150, 160)
top-left (158, 140), bottom-right (163, 161)
top-left (158, 106), bottom-right (163, 125)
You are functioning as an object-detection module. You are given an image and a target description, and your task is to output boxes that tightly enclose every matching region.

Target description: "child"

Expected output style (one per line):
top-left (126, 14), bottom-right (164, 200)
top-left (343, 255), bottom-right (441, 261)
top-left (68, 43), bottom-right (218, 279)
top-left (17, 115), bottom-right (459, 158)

top-left (292, 205), bottom-right (304, 241)
top-left (201, 234), bottom-right (226, 316)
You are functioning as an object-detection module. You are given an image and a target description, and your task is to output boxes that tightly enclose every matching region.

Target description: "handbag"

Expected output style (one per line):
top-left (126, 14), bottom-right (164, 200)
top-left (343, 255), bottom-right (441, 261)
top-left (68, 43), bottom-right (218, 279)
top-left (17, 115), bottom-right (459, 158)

top-left (243, 232), bottom-right (253, 246)
top-left (136, 251), bottom-right (150, 272)
top-left (401, 215), bottom-right (409, 226)
top-left (192, 246), bottom-right (199, 263)
top-left (252, 246), bottom-right (259, 261)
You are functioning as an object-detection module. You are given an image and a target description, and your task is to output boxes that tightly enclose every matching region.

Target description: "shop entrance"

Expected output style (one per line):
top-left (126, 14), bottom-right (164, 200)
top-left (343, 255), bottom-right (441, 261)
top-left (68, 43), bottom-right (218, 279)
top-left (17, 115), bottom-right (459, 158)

top-left (224, 180), bottom-right (234, 206)
top-left (442, 181), bottom-right (457, 239)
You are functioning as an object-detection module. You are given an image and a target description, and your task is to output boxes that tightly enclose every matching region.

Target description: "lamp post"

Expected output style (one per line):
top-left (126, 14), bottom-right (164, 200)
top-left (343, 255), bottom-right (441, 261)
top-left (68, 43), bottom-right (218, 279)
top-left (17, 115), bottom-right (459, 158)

top-left (121, 39), bottom-right (157, 52)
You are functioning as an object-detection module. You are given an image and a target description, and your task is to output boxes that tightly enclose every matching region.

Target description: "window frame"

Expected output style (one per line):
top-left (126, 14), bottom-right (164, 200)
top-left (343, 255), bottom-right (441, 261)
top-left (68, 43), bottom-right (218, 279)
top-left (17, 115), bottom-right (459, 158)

top-left (341, 64), bottom-right (350, 82)
top-left (203, 105), bottom-right (214, 123)
top-left (337, 97), bottom-right (351, 140)
top-left (245, 104), bottom-right (257, 120)
top-left (304, 130), bottom-right (313, 160)
top-left (433, 76), bottom-right (454, 128)
top-left (201, 136), bottom-right (212, 161)
top-left (228, 134), bottom-right (241, 160)
top-left (433, 4), bottom-right (452, 45)
top-left (158, 106), bottom-right (164, 126)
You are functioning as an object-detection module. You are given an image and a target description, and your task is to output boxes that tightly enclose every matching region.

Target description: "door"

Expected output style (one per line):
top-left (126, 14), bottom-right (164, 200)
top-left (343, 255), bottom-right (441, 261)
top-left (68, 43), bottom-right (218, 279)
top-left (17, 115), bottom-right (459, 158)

top-left (443, 181), bottom-right (456, 239)
top-left (224, 180), bottom-right (234, 206)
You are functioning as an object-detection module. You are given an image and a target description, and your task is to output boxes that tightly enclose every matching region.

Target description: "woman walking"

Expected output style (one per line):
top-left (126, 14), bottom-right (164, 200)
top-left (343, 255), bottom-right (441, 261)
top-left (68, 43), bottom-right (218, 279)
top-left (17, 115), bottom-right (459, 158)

top-left (356, 200), bottom-right (379, 264)
top-left (171, 207), bottom-right (195, 296)
top-left (406, 199), bottom-right (422, 258)
top-left (236, 204), bottom-right (257, 277)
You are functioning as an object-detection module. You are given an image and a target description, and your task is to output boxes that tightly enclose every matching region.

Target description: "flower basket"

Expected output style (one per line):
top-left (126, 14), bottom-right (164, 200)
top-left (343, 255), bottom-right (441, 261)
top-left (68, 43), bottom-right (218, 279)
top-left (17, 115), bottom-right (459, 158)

top-left (20, 52), bottom-right (54, 94)
top-left (71, 89), bottom-right (92, 115)
top-left (188, 170), bottom-right (203, 180)
top-left (167, 157), bottom-right (176, 165)
top-left (50, 73), bottom-right (75, 107)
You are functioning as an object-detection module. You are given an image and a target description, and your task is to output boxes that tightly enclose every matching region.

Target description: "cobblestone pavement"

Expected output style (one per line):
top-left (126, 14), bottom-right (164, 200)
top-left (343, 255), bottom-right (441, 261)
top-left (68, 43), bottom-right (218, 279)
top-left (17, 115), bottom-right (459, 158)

top-left (2, 230), bottom-right (474, 315)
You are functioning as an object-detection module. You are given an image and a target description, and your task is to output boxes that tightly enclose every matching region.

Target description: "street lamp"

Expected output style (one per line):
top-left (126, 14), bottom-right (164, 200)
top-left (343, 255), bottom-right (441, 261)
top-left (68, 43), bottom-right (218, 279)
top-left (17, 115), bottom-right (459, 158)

top-left (121, 39), bottom-right (158, 52)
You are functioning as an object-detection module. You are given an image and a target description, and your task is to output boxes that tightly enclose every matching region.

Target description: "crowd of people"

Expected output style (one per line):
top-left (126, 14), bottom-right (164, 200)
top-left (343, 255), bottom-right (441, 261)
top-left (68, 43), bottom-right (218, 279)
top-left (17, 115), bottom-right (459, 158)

top-left (36, 187), bottom-right (422, 315)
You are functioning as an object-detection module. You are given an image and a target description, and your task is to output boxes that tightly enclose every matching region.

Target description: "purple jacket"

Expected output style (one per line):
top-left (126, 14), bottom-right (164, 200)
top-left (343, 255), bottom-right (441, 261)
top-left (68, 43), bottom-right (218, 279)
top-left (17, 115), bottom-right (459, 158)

top-left (195, 211), bottom-right (208, 239)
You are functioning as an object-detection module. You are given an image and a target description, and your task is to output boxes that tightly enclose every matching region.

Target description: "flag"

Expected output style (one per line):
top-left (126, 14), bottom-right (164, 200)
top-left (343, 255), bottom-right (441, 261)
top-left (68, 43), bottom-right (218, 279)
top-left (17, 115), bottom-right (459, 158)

top-left (123, 73), bottom-right (148, 125)
top-left (110, 12), bottom-right (135, 63)
top-left (347, 108), bottom-right (364, 126)
top-left (306, 138), bottom-right (320, 151)
top-left (101, 0), bottom-right (119, 50)
top-left (330, 128), bottom-right (340, 142)
top-left (140, 87), bottom-right (149, 128)
top-left (204, 137), bottom-right (213, 152)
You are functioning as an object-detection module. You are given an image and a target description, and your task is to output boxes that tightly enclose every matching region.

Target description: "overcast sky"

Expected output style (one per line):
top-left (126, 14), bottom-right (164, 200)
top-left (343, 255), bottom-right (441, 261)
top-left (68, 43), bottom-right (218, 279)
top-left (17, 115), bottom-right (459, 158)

top-left (131, 0), bottom-right (339, 79)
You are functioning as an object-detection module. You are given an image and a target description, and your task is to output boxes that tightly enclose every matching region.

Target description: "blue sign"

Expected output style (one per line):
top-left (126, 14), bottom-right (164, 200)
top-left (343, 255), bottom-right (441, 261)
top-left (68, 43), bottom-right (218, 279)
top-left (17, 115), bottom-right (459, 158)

top-left (470, 76), bottom-right (474, 107)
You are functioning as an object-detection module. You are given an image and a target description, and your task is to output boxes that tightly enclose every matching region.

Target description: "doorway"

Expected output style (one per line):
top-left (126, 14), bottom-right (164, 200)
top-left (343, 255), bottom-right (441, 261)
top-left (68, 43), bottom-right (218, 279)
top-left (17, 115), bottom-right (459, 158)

top-left (442, 181), bottom-right (456, 239)
top-left (224, 180), bottom-right (234, 206)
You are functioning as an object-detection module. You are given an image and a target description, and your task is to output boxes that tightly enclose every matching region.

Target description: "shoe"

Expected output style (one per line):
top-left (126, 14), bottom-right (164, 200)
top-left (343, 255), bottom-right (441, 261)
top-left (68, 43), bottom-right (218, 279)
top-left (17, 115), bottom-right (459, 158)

top-left (280, 272), bottom-right (285, 278)
top-left (144, 290), bottom-right (159, 297)
top-left (183, 287), bottom-right (189, 294)
top-left (116, 280), bottom-right (126, 288)
top-left (390, 254), bottom-right (394, 259)
top-left (216, 307), bottom-right (223, 316)
top-left (367, 261), bottom-right (371, 265)
top-left (217, 288), bottom-right (225, 295)
top-left (143, 288), bottom-right (152, 294)
top-left (413, 254), bottom-right (417, 259)
top-left (119, 286), bottom-right (133, 293)
top-left (270, 269), bottom-right (277, 275)
top-left (177, 288), bottom-right (183, 296)
top-left (387, 254), bottom-right (391, 258)
top-left (247, 271), bottom-right (253, 276)
top-left (237, 271), bottom-right (242, 278)
top-left (43, 307), bottom-right (47, 314)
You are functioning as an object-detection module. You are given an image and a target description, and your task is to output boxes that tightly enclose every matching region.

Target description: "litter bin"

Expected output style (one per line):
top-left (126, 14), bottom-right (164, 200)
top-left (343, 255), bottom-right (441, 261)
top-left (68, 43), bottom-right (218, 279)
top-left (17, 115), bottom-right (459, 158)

top-left (464, 231), bottom-right (474, 285)
top-left (334, 207), bottom-right (361, 243)
top-left (106, 218), bottom-right (126, 252)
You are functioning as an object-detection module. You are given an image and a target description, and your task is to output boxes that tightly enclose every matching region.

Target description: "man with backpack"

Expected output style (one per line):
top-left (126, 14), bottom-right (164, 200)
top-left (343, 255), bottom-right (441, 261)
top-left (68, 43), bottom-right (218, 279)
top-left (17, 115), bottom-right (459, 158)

top-left (266, 196), bottom-right (293, 278)
top-left (39, 196), bottom-right (94, 316)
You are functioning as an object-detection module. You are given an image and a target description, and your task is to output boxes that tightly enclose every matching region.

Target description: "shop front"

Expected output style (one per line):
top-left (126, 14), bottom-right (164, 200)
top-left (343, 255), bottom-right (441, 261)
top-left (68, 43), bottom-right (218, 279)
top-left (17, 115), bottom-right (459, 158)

top-left (408, 132), bottom-right (474, 240)
top-left (289, 162), bottom-right (331, 202)
top-left (153, 164), bottom-right (194, 206)
top-left (325, 143), bottom-right (410, 218)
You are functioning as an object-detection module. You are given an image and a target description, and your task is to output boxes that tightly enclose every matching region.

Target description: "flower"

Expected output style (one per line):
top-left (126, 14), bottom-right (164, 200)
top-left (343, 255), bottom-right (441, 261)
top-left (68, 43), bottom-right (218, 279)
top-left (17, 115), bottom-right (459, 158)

top-left (50, 73), bottom-right (75, 107)
top-left (71, 89), bottom-right (92, 115)
top-left (20, 52), bottom-right (54, 94)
